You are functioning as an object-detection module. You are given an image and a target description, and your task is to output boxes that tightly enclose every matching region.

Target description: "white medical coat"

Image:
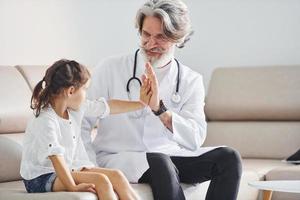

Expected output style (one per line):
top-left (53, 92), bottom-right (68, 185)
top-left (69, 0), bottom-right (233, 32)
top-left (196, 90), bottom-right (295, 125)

top-left (81, 51), bottom-right (217, 183)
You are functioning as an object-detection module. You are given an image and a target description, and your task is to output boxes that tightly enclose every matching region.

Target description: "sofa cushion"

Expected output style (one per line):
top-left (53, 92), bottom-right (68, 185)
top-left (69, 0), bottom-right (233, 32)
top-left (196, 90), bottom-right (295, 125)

top-left (0, 66), bottom-right (32, 133)
top-left (15, 65), bottom-right (48, 91)
top-left (204, 122), bottom-right (300, 159)
top-left (0, 181), bottom-right (98, 200)
top-left (236, 170), bottom-right (260, 200)
top-left (265, 165), bottom-right (300, 180)
top-left (0, 170), bottom-right (260, 200)
top-left (0, 133), bottom-right (261, 200)
top-left (265, 166), bottom-right (300, 200)
top-left (205, 66), bottom-right (300, 121)
top-left (242, 159), bottom-right (289, 180)
top-left (0, 133), bottom-right (262, 199)
top-left (0, 181), bottom-right (202, 200)
top-left (0, 134), bottom-right (24, 182)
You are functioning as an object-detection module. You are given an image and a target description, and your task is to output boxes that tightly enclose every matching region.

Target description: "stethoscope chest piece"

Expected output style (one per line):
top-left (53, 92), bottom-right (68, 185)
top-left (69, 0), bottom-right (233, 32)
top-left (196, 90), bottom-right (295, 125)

top-left (172, 93), bottom-right (181, 104)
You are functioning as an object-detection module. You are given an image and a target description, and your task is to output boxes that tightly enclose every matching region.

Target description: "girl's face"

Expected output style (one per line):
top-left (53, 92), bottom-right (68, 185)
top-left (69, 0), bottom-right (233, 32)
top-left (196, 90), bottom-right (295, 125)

top-left (67, 79), bottom-right (90, 110)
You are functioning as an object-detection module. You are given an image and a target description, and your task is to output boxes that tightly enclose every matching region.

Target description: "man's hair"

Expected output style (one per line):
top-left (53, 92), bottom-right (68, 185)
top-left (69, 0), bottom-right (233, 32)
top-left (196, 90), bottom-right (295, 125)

top-left (135, 0), bottom-right (193, 48)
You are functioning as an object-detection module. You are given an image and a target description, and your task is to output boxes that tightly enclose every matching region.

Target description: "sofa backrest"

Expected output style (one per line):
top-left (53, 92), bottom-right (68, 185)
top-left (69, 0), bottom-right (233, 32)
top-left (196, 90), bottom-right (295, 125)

top-left (0, 66), bottom-right (33, 182)
top-left (16, 65), bottom-right (48, 91)
top-left (204, 66), bottom-right (300, 159)
top-left (0, 66), bottom-right (32, 133)
top-left (0, 65), bottom-right (47, 183)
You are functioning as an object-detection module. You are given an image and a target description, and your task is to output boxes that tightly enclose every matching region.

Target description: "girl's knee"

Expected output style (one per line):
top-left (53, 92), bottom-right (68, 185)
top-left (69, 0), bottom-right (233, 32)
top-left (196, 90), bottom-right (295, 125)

top-left (110, 169), bottom-right (129, 183)
top-left (92, 173), bottom-right (112, 188)
top-left (112, 169), bottom-right (125, 178)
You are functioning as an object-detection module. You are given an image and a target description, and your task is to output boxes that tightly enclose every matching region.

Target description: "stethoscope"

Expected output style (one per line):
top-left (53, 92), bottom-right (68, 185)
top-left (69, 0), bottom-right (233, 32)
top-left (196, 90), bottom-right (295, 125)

top-left (126, 49), bottom-right (181, 104)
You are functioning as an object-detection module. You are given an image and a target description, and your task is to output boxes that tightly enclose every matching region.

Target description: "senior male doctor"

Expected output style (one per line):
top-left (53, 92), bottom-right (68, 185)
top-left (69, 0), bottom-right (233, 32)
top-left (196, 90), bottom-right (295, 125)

top-left (82, 0), bottom-right (242, 199)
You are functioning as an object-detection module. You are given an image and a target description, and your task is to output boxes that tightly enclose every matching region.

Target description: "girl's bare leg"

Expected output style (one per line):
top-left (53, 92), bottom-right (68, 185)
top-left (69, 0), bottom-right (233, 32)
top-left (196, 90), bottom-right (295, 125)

top-left (52, 171), bottom-right (118, 200)
top-left (83, 167), bottom-right (140, 200)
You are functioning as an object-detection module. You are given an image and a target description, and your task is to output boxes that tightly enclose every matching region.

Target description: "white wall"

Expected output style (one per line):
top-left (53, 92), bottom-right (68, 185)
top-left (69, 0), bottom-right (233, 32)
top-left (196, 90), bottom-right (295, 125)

top-left (1, 0), bottom-right (300, 88)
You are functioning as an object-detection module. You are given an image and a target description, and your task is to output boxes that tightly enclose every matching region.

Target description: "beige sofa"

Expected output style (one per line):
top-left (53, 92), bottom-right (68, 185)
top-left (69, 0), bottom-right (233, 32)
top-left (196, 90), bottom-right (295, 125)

top-left (0, 65), bottom-right (299, 200)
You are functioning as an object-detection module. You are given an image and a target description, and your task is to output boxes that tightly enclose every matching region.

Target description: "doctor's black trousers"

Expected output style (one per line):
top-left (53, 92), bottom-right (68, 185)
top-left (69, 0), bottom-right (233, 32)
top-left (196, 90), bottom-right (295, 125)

top-left (138, 147), bottom-right (242, 200)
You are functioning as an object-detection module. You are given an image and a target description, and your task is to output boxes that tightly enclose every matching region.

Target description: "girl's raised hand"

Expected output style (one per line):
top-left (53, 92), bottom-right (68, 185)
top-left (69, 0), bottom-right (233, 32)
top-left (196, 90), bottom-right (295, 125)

top-left (140, 74), bottom-right (152, 106)
top-left (145, 62), bottom-right (159, 111)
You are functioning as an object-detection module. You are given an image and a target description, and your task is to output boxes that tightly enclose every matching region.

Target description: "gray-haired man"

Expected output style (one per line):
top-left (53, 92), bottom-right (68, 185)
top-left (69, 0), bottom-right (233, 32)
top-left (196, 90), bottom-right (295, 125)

top-left (82, 0), bottom-right (242, 199)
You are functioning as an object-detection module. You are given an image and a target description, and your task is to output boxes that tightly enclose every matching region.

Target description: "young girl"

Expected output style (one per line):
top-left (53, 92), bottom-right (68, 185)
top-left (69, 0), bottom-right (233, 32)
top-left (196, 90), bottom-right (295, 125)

top-left (20, 59), bottom-right (152, 200)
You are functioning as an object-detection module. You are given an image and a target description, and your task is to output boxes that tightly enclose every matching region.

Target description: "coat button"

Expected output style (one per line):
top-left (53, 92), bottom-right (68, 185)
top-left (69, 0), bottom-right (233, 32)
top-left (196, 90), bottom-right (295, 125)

top-left (49, 144), bottom-right (52, 147)
top-left (69, 121), bottom-right (72, 125)
top-left (73, 136), bottom-right (76, 139)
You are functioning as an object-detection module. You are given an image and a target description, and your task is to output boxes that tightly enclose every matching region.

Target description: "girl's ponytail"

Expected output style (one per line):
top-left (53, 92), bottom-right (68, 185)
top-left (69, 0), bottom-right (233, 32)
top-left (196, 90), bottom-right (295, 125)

top-left (30, 78), bottom-right (51, 117)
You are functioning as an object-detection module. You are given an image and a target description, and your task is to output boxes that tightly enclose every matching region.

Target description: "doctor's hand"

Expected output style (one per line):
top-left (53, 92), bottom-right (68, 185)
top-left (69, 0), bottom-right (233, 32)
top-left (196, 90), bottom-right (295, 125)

top-left (145, 62), bottom-right (160, 111)
top-left (140, 75), bottom-right (152, 106)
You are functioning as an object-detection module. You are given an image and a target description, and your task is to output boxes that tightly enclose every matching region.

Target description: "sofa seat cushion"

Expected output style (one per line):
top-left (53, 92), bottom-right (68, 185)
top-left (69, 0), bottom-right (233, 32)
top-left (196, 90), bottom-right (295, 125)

top-left (242, 160), bottom-right (299, 200)
top-left (0, 170), bottom-right (259, 200)
top-left (243, 159), bottom-right (289, 180)
top-left (265, 165), bottom-right (300, 180)
top-left (0, 180), bottom-right (98, 200)
top-left (0, 181), bottom-right (204, 200)
top-left (264, 166), bottom-right (300, 200)
top-left (0, 181), bottom-right (208, 200)
top-left (0, 133), bottom-right (275, 200)
top-left (0, 134), bottom-right (280, 200)
top-left (233, 170), bottom-right (259, 200)
top-left (0, 134), bottom-right (24, 182)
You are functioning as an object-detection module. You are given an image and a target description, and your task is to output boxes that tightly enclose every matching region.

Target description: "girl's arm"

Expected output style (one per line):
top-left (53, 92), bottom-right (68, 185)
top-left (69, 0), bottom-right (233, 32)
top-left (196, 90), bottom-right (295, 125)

top-left (49, 155), bottom-right (95, 193)
top-left (108, 77), bottom-right (152, 115)
top-left (107, 100), bottom-right (144, 114)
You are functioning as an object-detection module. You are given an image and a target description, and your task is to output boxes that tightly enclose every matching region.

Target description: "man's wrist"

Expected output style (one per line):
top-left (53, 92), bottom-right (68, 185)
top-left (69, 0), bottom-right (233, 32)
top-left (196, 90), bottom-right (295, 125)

top-left (152, 100), bottom-right (167, 116)
top-left (152, 103), bottom-right (160, 112)
top-left (159, 110), bottom-right (173, 132)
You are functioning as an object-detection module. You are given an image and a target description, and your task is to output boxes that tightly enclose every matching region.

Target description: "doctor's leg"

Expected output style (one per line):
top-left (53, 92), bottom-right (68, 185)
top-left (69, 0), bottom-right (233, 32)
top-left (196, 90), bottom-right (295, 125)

top-left (138, 152), bottom-right (185, 200)
top-left (170, 147), bottom-right (242, 200)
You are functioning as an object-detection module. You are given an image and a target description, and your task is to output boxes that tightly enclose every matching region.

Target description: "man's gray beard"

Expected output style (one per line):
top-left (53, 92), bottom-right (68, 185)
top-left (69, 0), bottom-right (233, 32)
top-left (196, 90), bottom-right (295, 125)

top-left (140, 46), bottom-right (174, 69)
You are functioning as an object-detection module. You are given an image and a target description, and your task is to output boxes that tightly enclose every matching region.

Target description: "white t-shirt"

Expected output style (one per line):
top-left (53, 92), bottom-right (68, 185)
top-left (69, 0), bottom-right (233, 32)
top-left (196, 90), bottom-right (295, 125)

top-left (153, 61), bottom-right (171, 83)
top-left (20, 98), bottom-right (110, 180)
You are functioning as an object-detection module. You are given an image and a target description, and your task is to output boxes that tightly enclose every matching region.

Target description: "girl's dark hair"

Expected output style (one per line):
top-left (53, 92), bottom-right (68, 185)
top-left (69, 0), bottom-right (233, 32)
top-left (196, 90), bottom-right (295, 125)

top-left (31, 59), bottom-right (91, 117)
